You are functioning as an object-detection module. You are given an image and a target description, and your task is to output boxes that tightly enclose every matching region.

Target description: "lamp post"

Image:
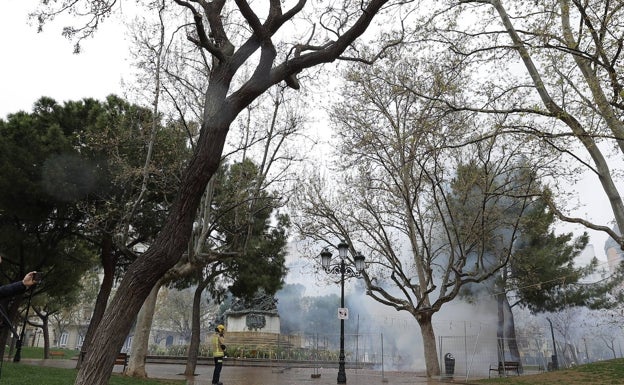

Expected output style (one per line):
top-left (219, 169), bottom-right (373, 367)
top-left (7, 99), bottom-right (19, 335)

top-left (320, 240), bottom-right (365, 384)
top-left (547, 318), bottom-right (558, 370)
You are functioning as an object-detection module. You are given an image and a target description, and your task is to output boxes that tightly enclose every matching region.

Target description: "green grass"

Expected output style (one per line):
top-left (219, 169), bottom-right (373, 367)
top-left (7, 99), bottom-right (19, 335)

top-left (474, 358), bottom-right (624, 385)
top-left (0, 362), bottom-right (185, 385)
top-left (15, 346), bottom-right (80, 359)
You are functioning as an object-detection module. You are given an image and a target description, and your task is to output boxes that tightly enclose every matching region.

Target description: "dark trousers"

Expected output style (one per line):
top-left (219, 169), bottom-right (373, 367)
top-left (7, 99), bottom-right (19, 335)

top-left (212, 356), bottom-right (223, 384)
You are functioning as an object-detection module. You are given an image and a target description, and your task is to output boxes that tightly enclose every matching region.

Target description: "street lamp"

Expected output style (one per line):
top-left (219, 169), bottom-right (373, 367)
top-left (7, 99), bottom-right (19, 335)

top-left (320, 240), bottom-right (365, 384)
top-left (547, 318), bottom-right (559, 370)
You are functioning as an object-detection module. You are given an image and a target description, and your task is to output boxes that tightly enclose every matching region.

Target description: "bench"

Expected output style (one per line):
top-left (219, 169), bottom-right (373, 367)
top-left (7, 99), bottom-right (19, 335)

top-left (114, 352), bottom-right (129, 371)
top-left (80, 351), bottom-right (128, 371)
top-left (489, 361), bottom-right (520, 377)
top-left (49, 351), bottom-right (65, 358)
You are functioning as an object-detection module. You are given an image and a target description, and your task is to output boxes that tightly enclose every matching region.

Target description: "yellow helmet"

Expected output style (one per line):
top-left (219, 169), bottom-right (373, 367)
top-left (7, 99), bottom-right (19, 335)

top-left (216, 324), bottom-right (225, 332)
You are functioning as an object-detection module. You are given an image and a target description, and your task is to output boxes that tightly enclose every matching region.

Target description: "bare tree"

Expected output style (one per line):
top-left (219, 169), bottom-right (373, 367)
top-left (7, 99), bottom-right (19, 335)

top-left (413, 0), bottom-right (624, 246)
top-left (31, 3), bottom-right (402, 382)
top-left (292, 48), bottom-right (542, 376)
top-left (125, 53), bottom-right (305, 378)
top-left (549, 308), bottom-right (583, 367)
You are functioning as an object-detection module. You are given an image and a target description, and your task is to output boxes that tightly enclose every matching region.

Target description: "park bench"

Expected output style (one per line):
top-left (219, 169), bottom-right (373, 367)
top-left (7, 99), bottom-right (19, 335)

top-left (80, 351), bottom-right (128, 371)
top-left (49, 351), bottom-right (65, 358)
top-left (114, 352), bottom-right (129, 371)
top-left (489, 361), bottom-right (520, 377)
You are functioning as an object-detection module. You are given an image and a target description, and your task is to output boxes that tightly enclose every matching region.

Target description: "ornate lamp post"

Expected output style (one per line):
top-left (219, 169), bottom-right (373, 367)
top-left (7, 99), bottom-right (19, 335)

top-left (320, 240), bottom-right (365, 384)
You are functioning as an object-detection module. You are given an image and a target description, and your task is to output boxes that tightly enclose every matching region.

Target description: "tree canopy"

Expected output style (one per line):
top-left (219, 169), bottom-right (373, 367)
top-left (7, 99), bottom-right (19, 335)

top-left (211, 159), bottom-right (289, 299)
top-left (511, 198), bottom-right (623, 312)
top-left (0, 95), bottom-right (190, 360)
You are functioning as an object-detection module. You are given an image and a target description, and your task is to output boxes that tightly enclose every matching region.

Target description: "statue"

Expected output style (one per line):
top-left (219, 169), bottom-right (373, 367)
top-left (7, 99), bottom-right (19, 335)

top-left (230, 290), bottom-right (278, 313)
top-left (225, 289), bottom-right (279, 332)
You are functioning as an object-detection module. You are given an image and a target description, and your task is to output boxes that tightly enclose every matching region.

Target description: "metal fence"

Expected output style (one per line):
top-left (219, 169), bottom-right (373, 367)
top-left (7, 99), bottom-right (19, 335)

top-left (437, 334), bottom-right (555, 381)
top-left (237, 332), bottom-right (386, 366)
top-left (218, 331), bottom-right (411, 373)
top-left (149, 316), bottom-right (617, 383)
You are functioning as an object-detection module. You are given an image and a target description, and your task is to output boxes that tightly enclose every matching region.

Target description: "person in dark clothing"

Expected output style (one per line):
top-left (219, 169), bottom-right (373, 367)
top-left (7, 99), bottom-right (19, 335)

top-left (0, 272), bottom-right (37, 299)
top-left (0, 257), bottom-right (38, 375)
top-left (0, 259), bottom-right (37, 336)
top-left (0, 255), bottom-right (38, 299)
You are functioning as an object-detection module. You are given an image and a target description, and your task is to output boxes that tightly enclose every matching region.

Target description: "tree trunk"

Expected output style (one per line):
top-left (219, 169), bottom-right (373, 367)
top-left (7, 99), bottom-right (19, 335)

top-left (416, 311), bottom-right (439, 377)
top-left (496, 293), bottom-right (505, 362)
top-left (1, 297), bottom-right (22, 360)
top-left (74, 117), bottom-right (226, 385)
top-left (0, 316), bottom-right (11, 359)
top-left (126, 283), bottom-right (161, 378)
top-left (74, 58), bottom-right (248, 384)
top-left (496, 293), bottom-right (521, 364)
top-left (503, 298), bottom-right (521, 363)
top-left (42, 316), bottom-right (50, 358)
top-left (184, 276), bottom-right (210, 376)
top-left (76, 234), bottom-right (117, 368)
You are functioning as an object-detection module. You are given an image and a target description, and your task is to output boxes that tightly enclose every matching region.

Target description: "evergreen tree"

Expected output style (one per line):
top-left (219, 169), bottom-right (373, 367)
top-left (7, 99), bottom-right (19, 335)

top-left (0, 95), bottom-right (190, 359)
top-left (512, 198), bottom-right (622, 312)
top-left (452, 160), bottom-right (621, 362)
top-left (210, 158), bottom-right (289, 300)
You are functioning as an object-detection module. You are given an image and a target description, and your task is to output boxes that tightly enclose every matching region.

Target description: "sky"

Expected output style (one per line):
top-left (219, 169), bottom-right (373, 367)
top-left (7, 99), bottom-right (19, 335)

top-left (1, 1), bottom-right (619, 266)
top-left (0, 0), bottom-right (132, 119)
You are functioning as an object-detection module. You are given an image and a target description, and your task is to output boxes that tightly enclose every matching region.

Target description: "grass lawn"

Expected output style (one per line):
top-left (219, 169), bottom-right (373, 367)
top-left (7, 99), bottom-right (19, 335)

top-left (16, 346), bottom-right (80, 359)
top-left (474, 358), bottom-right (624, 385)
top-left (0, 362), bottom-right (185, 385)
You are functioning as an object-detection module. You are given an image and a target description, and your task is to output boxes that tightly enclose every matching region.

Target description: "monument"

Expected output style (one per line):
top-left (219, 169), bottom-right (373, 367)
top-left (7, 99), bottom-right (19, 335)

top-left (219, 290), bottom-right (300, 356)
top-left (225, 290), bottom-right (280, 333)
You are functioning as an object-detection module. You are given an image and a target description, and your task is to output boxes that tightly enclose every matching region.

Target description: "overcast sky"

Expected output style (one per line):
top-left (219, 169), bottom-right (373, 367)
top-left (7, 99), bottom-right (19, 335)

top-left (0, 0), bottom-right (132, 119)
top-left (1, 1), bottom-right (618, 263)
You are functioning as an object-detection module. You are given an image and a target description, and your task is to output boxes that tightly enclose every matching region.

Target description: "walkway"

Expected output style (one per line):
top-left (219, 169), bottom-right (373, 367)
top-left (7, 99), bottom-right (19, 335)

top-left (145, 365), bottom-right (451, 385)
top-left (22, 359), bottom-right (458, 385)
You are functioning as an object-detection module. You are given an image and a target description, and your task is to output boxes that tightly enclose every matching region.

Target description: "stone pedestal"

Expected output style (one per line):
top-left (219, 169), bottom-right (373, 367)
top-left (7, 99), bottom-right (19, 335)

top-left (226, 311), bottom-right (280, 333)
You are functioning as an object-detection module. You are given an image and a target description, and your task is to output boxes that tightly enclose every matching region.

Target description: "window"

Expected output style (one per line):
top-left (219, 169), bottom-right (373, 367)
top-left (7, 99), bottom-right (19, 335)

top-left (76, 334), bottom-right (85, 349)
top-left (59, 332), bottom-right (69, 347)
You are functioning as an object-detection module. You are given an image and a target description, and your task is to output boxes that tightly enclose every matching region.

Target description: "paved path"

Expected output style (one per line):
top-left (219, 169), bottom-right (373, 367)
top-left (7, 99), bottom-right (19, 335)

top-left (145, 365), bottom-right (451, 385)
top-left (22, 359), bottom-right (458, 384)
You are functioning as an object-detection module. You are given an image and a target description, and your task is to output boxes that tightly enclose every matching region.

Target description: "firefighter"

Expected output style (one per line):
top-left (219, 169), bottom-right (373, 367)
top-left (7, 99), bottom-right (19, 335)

top-left (211, 324), bottom-right (226, 385)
